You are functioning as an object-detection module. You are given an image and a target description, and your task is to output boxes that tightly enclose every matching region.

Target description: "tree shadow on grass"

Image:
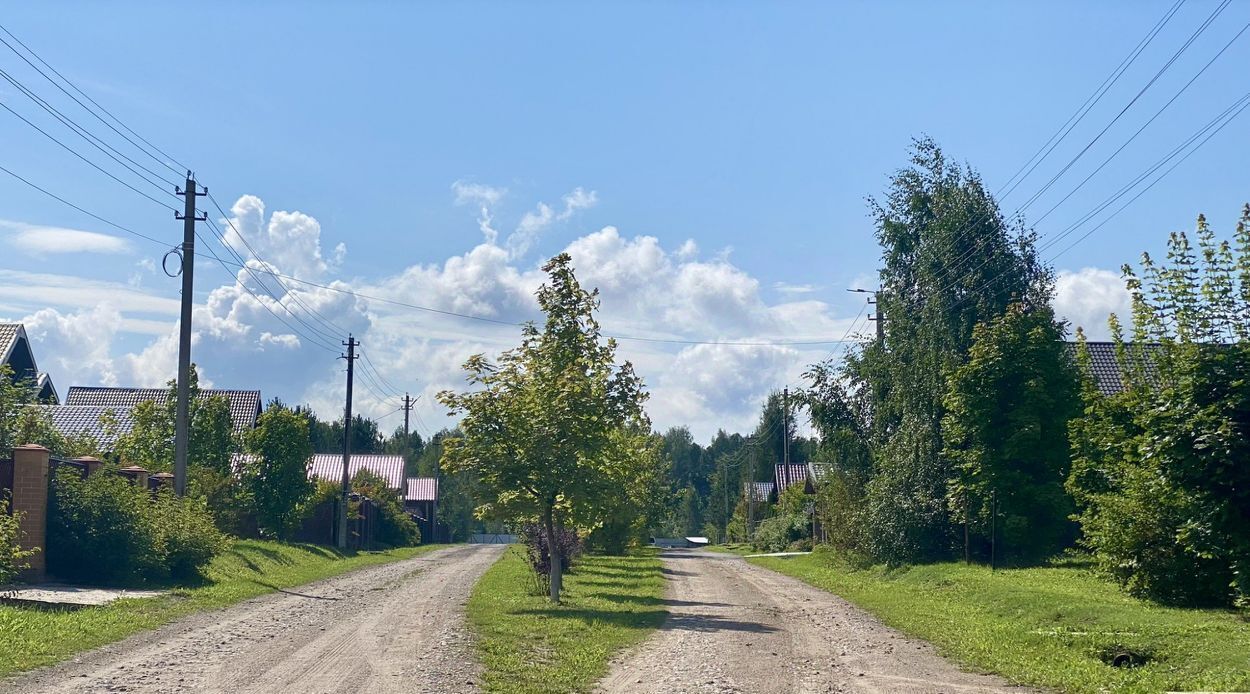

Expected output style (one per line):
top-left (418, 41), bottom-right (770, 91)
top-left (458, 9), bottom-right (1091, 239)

top-left (515, 606), bottom-right (775, 635)
top-left (588, 592), bottom-right (733, 609)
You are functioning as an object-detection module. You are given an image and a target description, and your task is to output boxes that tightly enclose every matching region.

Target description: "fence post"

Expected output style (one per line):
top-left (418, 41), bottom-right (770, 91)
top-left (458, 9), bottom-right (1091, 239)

top-left (11, 444), bottom-right (51, 581)
top-left (74, 456), bottom-right (105, 476)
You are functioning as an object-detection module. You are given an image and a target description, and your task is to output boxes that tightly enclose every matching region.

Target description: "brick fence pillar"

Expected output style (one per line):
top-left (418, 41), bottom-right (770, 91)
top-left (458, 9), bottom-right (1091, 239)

top-left (75, 456), bottom-right (105, 476)
top-left (11, 444), bottom-right (50, 582)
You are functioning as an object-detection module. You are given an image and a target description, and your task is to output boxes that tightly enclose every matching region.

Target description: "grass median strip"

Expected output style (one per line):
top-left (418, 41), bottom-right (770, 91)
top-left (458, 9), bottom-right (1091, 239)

top-left (748, 548), bottom-right (1250, 694)
top-left (467, 546), bottom-right (666, 694)
top-left (0, 540), bottom-right (444, 678)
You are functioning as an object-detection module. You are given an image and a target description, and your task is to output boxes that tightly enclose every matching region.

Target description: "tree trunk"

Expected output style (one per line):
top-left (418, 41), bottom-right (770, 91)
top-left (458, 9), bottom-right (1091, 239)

top-left (543, 504), bottom-right (562, 603)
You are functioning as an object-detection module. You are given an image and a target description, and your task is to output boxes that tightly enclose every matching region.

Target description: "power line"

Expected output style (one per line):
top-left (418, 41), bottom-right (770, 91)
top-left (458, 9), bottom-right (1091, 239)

top-left (929, 0), bottom-right (1234, 292)
top-left (0, 23), bottom-right (187, 176)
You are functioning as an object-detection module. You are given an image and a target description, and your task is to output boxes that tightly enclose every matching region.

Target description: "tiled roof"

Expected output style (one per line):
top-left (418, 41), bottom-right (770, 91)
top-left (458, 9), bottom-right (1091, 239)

top-left (807, 462), bottom-right (832, 484)
top-left (40, 405), bottom-right (134, 448)
top-left (774, 464), bottom-right (810, 493)
top-left (65, 387), bottom-right (261, 434)
top-left (0, 323), bottom-right (20, 361)
top-left (308, 453), bottom-right (405, 491)
top-left (743, 481), bottom-right (774, 503)
top-left (406, 477), bottom-right (438, 502)
top-left (1064, 342), bottom-right (1163, 397)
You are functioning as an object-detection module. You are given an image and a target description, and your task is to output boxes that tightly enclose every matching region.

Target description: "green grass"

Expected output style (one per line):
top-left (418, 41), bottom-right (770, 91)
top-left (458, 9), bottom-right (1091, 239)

top-left (467, 546), bottom-right (666, 693)
top-left (703, 543), bottom-right (753, 555)
top-left (750, 549), bottom-right (1250, 694)
top-left (0, 540), bottom-right (445, 678)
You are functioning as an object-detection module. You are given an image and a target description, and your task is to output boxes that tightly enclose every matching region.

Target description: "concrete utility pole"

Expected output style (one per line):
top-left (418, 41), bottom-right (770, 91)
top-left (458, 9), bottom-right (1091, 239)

top-left (782, 387), bottom-right (789, 467)
top-left (338, 335), bottom-right (359, 550)
top-left (402, 392), bottom-right (412, 443)
top-left (173, 173), bottom-right (206, 496)
top-left (874, 290), bottom-right (884, 341)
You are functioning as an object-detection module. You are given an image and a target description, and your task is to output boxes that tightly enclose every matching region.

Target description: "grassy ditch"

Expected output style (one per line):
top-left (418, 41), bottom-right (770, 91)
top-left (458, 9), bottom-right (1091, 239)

top-left (750, 549), bottom-right (1250, 694)
top-left (467, 546), bottom-right (666, 694)
top-left (0, 540), bottom-right (444, 678)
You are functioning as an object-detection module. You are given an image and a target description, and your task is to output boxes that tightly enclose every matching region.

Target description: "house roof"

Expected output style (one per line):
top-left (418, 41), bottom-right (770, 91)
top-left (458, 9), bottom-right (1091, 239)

top-left (807, 462), bottom-right (831, 484)
top-left (1064, 341), bottom-right (1163, 397)
top-left (65, 386), bottom-right (261, 434)
top-left (308, 453), bottom-right (405, 491)
top-left (774, 464), bottom-right (810, 493)
top-left (41, 405), bottom-right (134, 449)
top-left (743, 481), bottom-right (774, 503)
top-left (405, 477), bottom-right (438, 502)
top-left (0, 323), bottom-right (21, 363)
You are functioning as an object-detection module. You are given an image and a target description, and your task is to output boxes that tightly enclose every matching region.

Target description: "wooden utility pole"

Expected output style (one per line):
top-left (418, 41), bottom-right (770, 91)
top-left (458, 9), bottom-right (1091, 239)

top-left (338, 335), bottom-right (359, 550)
top-left (173, 173), bottom-right (206, 496)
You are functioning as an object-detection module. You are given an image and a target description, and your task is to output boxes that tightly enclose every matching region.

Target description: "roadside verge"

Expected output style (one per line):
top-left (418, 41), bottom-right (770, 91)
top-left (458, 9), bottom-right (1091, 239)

top-left (467, 545), bottom-right (665, 694)
top-left (748, 548), bottom-right (1250, 693)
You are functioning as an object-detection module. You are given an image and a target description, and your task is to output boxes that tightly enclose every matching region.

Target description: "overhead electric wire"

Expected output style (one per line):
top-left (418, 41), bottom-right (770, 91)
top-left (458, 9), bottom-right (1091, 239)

top-left (928, 0), bottom-right (1234, 291)
top-left (996, 0), bottom-right (1187, 201)
top-left (0, 97), bottom-right (178, 213)
top-left (1028, 18), bottom-right (1250, 228)
top-left (0, 66), bottom-right (178, 192)
top-left (0, 23), bottom-right (187, 176)
top-left (359, 349), bottom-right (405, 398)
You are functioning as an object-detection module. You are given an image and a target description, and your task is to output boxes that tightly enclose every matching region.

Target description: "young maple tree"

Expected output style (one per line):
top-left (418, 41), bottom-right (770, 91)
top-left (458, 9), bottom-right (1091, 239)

top-left (439, 253), bottom-right (649, 602)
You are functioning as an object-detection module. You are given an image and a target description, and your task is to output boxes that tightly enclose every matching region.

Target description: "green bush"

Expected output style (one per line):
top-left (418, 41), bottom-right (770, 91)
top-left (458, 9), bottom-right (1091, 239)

top-left (751, 513), bottom-right (806, 553)
top-left (47, 467), bottom-right (225, 585)
top-left (151, 490), bottom-right (229, 580)
top-left (0, 493), bottom-right (38, 584)
top-left (351, 470), bottom-right (420, 548)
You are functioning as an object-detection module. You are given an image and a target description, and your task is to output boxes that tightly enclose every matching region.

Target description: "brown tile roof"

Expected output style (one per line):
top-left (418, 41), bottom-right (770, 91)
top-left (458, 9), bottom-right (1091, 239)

top-left (405, 477), bottom-right (438, 502)
top-left (65, 386), bottom-right (261, 434)
top-left (308, 453), bottom-right (405, 491)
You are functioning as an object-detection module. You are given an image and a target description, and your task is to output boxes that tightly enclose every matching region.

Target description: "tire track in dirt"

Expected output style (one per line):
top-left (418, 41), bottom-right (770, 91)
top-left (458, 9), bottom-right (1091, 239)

top-left (2, 543), bottom-right (505, 694)
top-left (597, 549), bottom-right (1037, 694)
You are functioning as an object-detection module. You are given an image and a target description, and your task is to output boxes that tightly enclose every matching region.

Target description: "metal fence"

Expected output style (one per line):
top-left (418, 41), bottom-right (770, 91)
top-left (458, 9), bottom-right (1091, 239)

top-left (0, 458), bottom-right (12, 501)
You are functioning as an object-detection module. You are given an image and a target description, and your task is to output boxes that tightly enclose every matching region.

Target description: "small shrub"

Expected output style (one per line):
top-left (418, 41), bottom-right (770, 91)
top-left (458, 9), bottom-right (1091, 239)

top-left (151, 490), bottom-right (228, 580)
top-left (519, 523), bottom-right (582, 595)
top-left (0, 493), bottom-right (38, 584)
top-left (751, 513), bottom-right (807, 553)
top-left (351, 470), bottom-right (420, 548)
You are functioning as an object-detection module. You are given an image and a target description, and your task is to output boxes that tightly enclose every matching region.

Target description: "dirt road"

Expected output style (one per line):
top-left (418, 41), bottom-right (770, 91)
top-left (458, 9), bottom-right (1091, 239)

top-left (3, 543), bottom-right (505, 694)
top-left (598, 550), bottom-right (1033, 694)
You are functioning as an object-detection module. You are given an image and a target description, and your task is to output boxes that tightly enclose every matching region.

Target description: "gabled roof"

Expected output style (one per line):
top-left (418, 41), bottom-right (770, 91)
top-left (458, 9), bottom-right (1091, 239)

top-left (405, 477), bottom-right (438, 502)
top-left (308, 453), bottom-right (405, 491)
top-left (743, 481), bottom-right (774, 503)
top-left (65, 386), bottom-right (261, 434)
top-left (1064, 341), bottom-right (1163, 397)
top-left (41, 405), bottom-right (134, 449)
top-left (774, 464), bottom-right (810, 494)
top-left (807, 461), bottom-right (832, 485)
top-left (0, 323), bottom-right (21, 363)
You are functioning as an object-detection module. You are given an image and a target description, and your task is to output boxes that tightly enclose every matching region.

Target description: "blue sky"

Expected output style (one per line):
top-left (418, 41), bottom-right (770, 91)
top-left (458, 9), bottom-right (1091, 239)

top-left (2, 1), bottom-right (1248, 440)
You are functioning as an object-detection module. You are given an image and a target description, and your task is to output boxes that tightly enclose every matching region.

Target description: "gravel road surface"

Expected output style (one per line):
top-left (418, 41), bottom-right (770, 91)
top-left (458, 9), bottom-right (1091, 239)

top-left (597, 549), bottom-right (1034, 694)
top-left (2, 543), bottom-right (505, 694)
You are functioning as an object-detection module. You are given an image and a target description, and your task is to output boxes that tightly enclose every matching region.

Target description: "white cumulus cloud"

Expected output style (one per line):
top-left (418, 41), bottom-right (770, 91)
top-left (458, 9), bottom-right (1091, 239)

top-left (1054, 267), bottom-right (1131, 340)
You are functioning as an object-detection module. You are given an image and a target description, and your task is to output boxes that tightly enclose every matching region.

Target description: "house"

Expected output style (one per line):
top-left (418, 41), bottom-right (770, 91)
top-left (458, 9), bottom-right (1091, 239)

top-left (404, 476), bottom-right (439, 542)
top-left (307, 453), bottom-right (405, 496)
top-left (0, 323), bottom-right (58, 403)
top-left (64, 386), bottom-right (262, 434)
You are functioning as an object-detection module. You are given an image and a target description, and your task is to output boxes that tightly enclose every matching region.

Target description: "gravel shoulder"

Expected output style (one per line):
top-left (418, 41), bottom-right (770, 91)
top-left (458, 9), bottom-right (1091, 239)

top-left (2, 543), bottom-right (505, 694)
top-left (597, 549), bottom-right (1036, 694)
